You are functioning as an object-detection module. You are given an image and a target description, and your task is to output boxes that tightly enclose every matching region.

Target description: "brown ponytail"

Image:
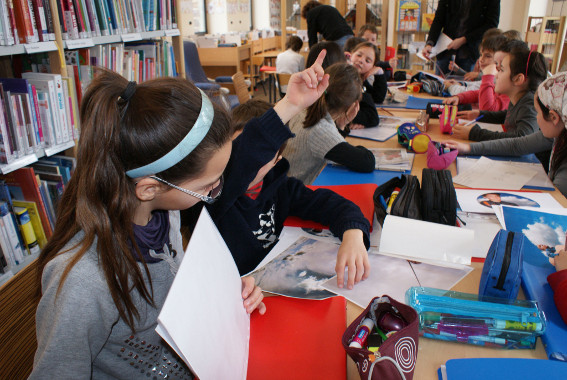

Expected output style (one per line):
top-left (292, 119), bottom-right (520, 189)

top-left (303, 63), bottom-right (362, 128)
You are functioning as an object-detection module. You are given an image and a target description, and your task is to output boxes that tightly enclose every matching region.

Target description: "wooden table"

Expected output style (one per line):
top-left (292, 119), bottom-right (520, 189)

top-left (343, 106), bottom-right (564, 380)
top-left (197, 44), bottom-right (252, 79)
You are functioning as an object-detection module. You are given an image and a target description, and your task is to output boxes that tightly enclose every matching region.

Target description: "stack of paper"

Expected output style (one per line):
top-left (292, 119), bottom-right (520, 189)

top-left (369, 148), bottom-right (415, 171)
top-left (453, 157), bottom-right (538, 190)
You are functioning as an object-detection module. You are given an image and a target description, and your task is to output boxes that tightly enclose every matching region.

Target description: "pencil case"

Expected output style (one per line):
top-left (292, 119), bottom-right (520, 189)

top-left (479, 230), bottom-right (525, 301)
top-left (439, 105), bottom-right (458, 134)
top-left (406, 286), bottom-right (546, 349)
top-left (343, 295), bottom-right (419, 380)
top-left (373, 175), bottom-right (422, 226)
top-left (426, 141), bottom-right (458, 170)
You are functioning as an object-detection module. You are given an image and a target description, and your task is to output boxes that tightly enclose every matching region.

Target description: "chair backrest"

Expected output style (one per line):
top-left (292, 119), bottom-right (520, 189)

top-left (232, 71), bottom-right (250, 105)
top-left (276, 73), bottom-right (293, 99)
top-left (0, 261), bottom-right (40, 379)
top-left (183, 40), bottom-right (210, 84)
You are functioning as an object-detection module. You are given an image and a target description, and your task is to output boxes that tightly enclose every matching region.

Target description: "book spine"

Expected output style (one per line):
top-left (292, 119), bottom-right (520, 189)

top-left (63, 0), bottom-right (79, 39)
top-left (13, 0), bottom-right (34, 43)
top-left (0, 205), bottom-right (25, 264)
top-left (104, 0), bottom-right (116, 34)
top-left (23, 92), bottom-right (39, 150)
top-left (84, 0), bottom-right (99, 37)
top-left (25, 0), bottom-right (39, 42)
top-left (55, 0), bottom-right (67, 39)
top-left (16, 94), bottom-right (35, 153)
top-left (5, 0), bottom-right (19, 44)
top-left (9, 94), bottom-right (28, 155)
top-left (92, 0), bottom-right (108, 36)
top-left (1, 89), bottom-right (19, 158)
top-left (35, 91), bottom-right (53, 146)
top-left (0, 1), bottom-right (15, 45)
top-left (0, 94), bottom-right (13, 163)
top-left (71, 0), bottom-right (87, 38)
top-left (0, 216), bottom-right (17, 268)
top-left (41, 0), bottom-right (54, 40)
top-left (171, 0), bottom-right (175, 29)
top-left (30, 0), bottom-right (47, 41)
top-left (29, 85), bottom-right (44, 146)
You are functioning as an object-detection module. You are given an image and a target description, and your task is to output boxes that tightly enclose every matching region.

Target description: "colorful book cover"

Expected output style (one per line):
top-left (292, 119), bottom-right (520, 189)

top-left (1, 168), bottom-right (53, 237)
top-left (398, 0), bottom-right (420, 32)
top-left (12, 200), bottom-right (46, 248)
top-left (422, 12), bottom-right (434, 32)
top-left (0, 201), bottom-right (25, 264)
top-left (13, 205), bottom-right (41, 255)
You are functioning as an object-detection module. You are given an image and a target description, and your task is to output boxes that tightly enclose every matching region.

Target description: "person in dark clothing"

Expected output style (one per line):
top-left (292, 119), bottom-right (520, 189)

top-left (305, 41), bottom-right (346, 69)
top-left (209, 99), bottom-right (371, 288)
top-left (302, 1), bottom-right (354, 49)
top-left (421, 0), bottom-right (500, 74)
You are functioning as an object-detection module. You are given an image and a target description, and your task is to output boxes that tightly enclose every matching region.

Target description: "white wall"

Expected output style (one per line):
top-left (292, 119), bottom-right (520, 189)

top-left (252, 0), bottom-right (271, 30)
top-left (499, 0), bottom-right (530, 34)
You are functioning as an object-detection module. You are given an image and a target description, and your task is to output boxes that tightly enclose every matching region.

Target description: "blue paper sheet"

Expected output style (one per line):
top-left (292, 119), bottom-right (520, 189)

top-left (312, 164), bottom-right (406, 186)
top-left (405, 96), bottom-right (443, 110)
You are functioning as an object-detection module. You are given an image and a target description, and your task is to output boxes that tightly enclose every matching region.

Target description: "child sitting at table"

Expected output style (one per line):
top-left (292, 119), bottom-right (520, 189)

top-left (549, 249), bottom-right (567, 324)
top-left (276, 35), bottom-right (305, 75)
top-left (450, 47), bottom-right (547, 141)
top-left (443, 34), bottom-right (510, 111)
top-left (445, 71), bottom-right (567, 197)
top-left (284, 63), bottom-right (376, 185)
top-left (208, 98), bottom-right (371, 289)
top-left (351, 41), bottom-right (388, 105)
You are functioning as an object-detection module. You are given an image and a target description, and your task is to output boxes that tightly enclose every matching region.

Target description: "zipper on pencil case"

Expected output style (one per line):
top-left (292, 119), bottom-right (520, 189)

top-left (495, 232), bottom-right (514, 290)
top-left (411, 293), bottom-right (540, 324)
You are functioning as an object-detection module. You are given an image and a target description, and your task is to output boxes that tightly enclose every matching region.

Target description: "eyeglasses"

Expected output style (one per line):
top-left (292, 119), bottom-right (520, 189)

top-left (150, 175), bottom-right (224, 204)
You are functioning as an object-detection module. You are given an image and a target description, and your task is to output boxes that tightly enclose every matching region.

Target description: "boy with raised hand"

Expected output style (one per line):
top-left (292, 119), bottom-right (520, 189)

top-left (210, 87), bottom-right (371, 289)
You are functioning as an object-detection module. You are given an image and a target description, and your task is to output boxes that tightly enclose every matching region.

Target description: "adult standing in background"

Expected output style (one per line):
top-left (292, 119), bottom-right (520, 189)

top-left (421, 0), bottom-right (500, 74)
top-left (302, 1), bottom-right (354, 50)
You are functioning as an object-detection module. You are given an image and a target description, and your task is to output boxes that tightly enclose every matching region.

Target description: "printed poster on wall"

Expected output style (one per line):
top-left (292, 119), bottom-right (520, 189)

top-left (398, 0), bottom-right (421, 32)
top-left (422, 13), bottom-right (434, 32)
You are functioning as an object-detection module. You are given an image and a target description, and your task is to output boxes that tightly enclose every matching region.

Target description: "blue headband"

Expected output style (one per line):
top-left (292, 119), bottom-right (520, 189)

top-left (125, 89), bottom-right (214, 178)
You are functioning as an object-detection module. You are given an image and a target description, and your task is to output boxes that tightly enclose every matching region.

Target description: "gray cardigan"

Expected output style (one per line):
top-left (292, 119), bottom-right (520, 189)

top-left (469, 91), bottom-right (539, 141)
top-left (30, 211), bottom-right (193, 380)
top-left (469, 131), bottom-right (567, 197)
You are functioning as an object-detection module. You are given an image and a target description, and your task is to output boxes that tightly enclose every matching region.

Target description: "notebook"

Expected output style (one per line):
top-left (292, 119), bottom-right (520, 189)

top-left (283, 183), bottom-right (377, 231)
top-left (247, 296), bottom-right (347, 380)
top-left (438, 358), bottom-right (567, 379)
top-left (405, 96), bottom-right (443, 110)
top-left (313, 164), bottom-right (406, 186)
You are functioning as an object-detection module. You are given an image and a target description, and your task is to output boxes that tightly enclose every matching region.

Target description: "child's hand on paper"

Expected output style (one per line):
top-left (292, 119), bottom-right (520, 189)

top-left (274, 49), bottom-right (330, 124)
top-left (552, 250), bottom-right (567, 272)
top-left (241, 276), bottom-right (266, 315)
top-left (443, 96), bottom-right (459, 105)
top-left (444, 140), bottom-right (471, 154)
top-left (336, 229), bottom-right (370, 289)
top-left (456, 109), bottom-right (480, 120)
top-left (350, 123), bottom-right (365, 130)
top-left (451, 123), bottom-right (473, 140)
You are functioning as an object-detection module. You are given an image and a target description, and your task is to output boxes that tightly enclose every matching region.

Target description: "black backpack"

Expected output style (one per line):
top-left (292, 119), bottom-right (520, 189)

top-left (421, 168), bottom-right (457, 226)
top-left (373, 175), bottom-right (422, 226)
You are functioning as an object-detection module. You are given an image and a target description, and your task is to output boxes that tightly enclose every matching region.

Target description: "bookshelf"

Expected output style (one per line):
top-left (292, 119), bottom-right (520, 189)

top-left (0, 0), bottom-right (186, 307)
top-left (526, 16), bottom-right (567, 74)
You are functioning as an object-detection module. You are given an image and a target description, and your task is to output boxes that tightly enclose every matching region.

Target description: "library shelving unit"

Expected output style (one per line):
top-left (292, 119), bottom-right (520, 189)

top-left (526, 16), bottom-right (567, 74)
top-left (0, 1), bottom-right (186, 377)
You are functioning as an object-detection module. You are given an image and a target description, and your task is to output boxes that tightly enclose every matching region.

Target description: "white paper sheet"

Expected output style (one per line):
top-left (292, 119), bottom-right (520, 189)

top-left (453, 156), bottom-right (537, 190)
top-left (379, 215), bottom-right (475, 265)
top-left (457, 119), bottom-right (503, 132)
top-left (457, 211), bottom-right (502, 258)
top-left (322, 252), bottom-right (472, 308)
top-left (156, 209), bottom-right (249, 380)
top-left (430, 33), bottom-right (453, 57)
top-left (456, 189), bottom-right (562, 214)
top-left (456, 157), bottom-right (555, 190)
top-left (349, 126), bottom-right (398, 142)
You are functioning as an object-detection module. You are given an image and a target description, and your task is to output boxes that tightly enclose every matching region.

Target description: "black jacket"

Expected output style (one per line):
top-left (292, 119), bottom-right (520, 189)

top-left (426, 0), bottom-right (500, 62)
top-left (306, 5), bottom-right (354, 47)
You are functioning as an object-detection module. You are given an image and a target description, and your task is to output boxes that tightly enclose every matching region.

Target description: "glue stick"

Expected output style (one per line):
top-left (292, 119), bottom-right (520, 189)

top-left (349, 318), bottom-right (375, 349)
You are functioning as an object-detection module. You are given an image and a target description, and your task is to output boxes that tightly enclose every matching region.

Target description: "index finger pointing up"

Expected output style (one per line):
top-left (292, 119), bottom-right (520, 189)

top-left (311, 49), bottom-right (327, 79)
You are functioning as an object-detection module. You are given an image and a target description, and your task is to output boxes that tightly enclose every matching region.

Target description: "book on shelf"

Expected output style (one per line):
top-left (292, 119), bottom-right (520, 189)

top-left (12, 199), bottom-right (45, 247)
top-left (1, 167), bottom-right (53, 237)
top-left (13, 205), bottom-right (40, 255)
top-left (0, 200), bottom-right (25, 265)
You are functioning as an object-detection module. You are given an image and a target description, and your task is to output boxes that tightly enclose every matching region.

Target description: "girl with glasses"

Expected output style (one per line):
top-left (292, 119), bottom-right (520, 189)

top-left (31, 58), bottom-right (329, 378)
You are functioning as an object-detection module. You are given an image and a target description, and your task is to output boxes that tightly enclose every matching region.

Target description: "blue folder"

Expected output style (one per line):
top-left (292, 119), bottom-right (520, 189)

top-left (521, 244), bottom-right (567, 361)
top-left (404, 96), bottom-right (443, 110)
top-left (312, 164), bottom-right (405, 186)
top-left (438, 358), bottom-right (567, 379)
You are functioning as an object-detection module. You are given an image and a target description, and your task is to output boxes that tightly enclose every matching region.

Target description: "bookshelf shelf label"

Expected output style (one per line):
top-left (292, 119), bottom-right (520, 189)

top-left (165, 29), bottom-right (181, 37)
top-left (44, 141), bottom-right (75, 157)
top-left (1, 155), bottom-right (38, 175)
top-left (23, 41), bottom-right (58, 54)
top-left (121, 33), bottom-right (143, 42)
top-left (66, 38), bottom-right (95, 49)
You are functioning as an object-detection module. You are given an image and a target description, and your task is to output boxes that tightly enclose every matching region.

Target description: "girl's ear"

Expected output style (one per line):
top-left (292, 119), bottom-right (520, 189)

top-left (549, 109), bottom-right (563, 127)
top-left (135, 178), bottom-right (160, 201)
top-left (512, 72), bottom-right (526, 87)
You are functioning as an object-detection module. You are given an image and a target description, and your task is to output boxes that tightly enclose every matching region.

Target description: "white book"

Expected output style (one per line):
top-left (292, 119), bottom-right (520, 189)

top-left (0, 94), bottom-right (14, 163)
top-left (22, 78), bottom-right (62, 145)
top-left (22, 73), bottom-right (69, 143)
top-left (0, 206), bottom-right (25, 265)
top-left (61, 79), bottom-right (73, 140)
top-left (0, 215), bottom-right (16, 267)
top-left (11, 94), bottom-right (32, 154)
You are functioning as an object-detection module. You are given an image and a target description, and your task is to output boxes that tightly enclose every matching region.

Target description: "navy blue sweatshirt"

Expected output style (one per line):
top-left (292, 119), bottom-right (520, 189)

top-left (207, 109), bottom-right (371, 275)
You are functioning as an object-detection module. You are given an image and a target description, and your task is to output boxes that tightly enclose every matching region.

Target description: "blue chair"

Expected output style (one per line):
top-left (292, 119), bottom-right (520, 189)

top-left (183, 40), bottom-right (240, 109)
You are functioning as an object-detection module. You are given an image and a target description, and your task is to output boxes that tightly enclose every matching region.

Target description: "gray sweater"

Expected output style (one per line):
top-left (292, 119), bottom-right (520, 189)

top-left (284, 111), bottom-right (345, 185)
top-left (469, 91), bottom-right (539, 141)
top-left (29, 211), bottom-right (193, 380)
top-left (469, 131), bottom-right (567, 196)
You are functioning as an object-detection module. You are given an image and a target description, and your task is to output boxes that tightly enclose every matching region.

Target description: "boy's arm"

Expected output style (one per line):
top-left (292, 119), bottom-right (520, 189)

top-left (469, 130), bottom-right (553, 156)
top-left (352, 93), bottom-right (379, 127)
top-left (456, 89), bottom-right (480, 105)
top-left (478, 109), bottom-right (506, 124)
top-left (471, 106), bottom-right (538, 141)
top-left (478, 74), bottom-right (510, 111)
top-left (369, 74), bottom-right (388, 104)
top-left (285, 178), bottom-right (371, 248)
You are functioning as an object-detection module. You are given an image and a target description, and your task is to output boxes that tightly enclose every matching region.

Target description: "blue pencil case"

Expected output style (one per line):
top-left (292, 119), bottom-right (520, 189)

top-left (405, 286), bottom-right (546, 349)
